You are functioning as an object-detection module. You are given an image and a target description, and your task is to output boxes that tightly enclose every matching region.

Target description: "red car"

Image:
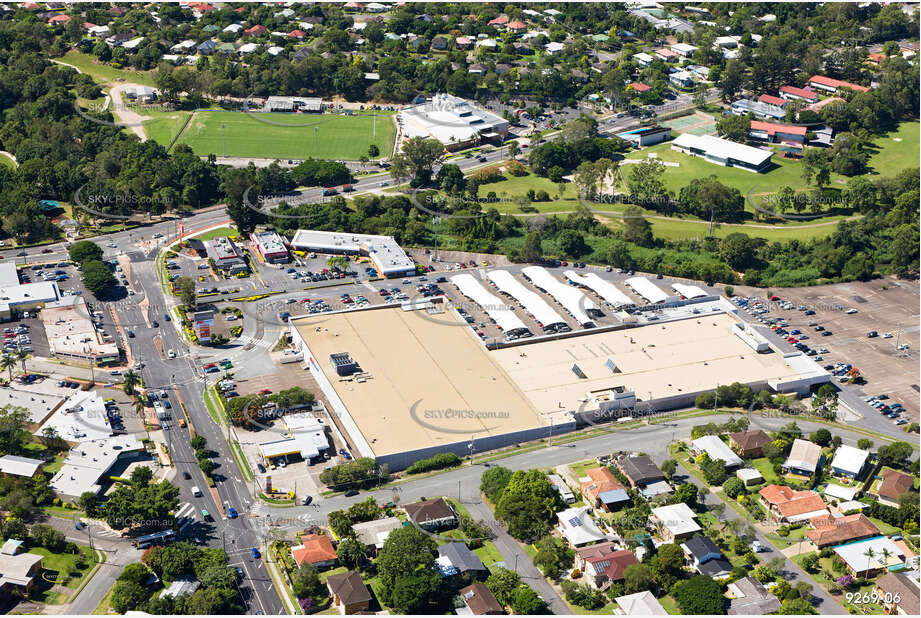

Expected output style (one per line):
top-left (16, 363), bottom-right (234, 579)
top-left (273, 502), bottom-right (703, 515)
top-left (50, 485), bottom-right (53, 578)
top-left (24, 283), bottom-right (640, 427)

top-left (203, 362), bottom-right (216, 369)
top-left (561, 261), bottom-right (568, 267)
top-left (259, 388), bottom-right (271, 395)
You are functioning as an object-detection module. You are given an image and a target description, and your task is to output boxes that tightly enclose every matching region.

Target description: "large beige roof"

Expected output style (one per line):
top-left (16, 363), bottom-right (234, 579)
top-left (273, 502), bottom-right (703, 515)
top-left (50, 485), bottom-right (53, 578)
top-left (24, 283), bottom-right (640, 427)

top-left (291, 306), bottom-right (545, 456)
top-left (490, 313), bottom-right (808, 413)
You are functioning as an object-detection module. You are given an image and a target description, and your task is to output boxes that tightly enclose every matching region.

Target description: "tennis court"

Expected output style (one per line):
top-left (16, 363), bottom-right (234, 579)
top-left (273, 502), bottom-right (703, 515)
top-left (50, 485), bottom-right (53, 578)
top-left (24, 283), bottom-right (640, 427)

top-left (663, 112), bottom-right (717, 136)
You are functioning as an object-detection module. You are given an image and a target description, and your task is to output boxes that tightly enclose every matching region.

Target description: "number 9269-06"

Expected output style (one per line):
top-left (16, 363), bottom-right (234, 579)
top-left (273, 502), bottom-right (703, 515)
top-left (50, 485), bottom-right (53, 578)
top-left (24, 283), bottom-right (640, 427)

top-left (846, 592), bottom-right (900, 604)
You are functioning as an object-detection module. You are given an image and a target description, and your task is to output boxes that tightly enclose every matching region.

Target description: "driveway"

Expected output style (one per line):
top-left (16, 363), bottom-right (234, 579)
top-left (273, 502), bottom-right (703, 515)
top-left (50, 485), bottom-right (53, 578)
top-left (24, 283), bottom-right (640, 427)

top-left (107, 84), bottom-right (151, 141)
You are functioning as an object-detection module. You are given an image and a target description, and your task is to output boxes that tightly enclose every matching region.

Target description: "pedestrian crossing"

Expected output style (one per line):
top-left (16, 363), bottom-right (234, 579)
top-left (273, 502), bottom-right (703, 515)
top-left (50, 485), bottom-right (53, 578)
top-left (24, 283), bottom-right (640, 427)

top-left (175, 502), bottom-right (197, 532)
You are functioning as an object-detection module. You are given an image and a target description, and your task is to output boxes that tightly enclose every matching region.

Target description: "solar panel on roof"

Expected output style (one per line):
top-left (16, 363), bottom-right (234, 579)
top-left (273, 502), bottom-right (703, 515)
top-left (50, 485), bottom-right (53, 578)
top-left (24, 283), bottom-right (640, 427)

top-left (568, 517), bottom-right (582, 527)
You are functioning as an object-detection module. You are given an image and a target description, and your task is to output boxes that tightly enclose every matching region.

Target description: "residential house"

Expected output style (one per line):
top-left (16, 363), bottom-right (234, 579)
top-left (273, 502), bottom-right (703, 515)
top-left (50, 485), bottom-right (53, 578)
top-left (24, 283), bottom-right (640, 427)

top-left (0, 455), bottom-right (44, 478)
top-left (630, 82), bottom-right (651, 93)
top-left (458, 583), bottom-right (504, 615)
top-left (487, 15), bottom-right (509, 27)
top-left (727, 576), bottom-right (782, 615)
top-left (580, 467), bottom-right (629, 511)
top-left (877, 468), bottom-right (915, 507)
top-left (783, 439), bottom-right (823, 476)
top-left (431, 35), bottom-right (448, 50)
top-left (833, 536), bottom-right (907, 577)
top-left (582, 548), bottom-right (639, 589)
top-left (547, 474), bottom-right (575, 503)
top-left (223, 23), bottom-right (243, 34)
top-left (437, 542), bottom-right (487, 577)
top-left (616, 455), bottom-right (665, 489)
top-left (736, 468), bottom-right (764, 486)
top-left (669, 70), bottom-right (694, 88)
top-left (545, 41), bottom-right (565, 54)
top-left (197, 39), bottom-right (216, 55)
top-left (867, 52), bottom-right (887, 65)
top-left (403, 498), bottom-right (457, 530)
top-left (691, 435), bottom-right (743, 468)
top-left (805, 513), bottom-right (880, 548)
top-left (506, 21), bottom-right (526, 33)
top-left (759, 485), bottom-right (828, 523)
top-left (671, 42), bottom-right (698, 57)
top-left (557, 506), bottom-right (607, 547)
top-left (681, 536), bottom-right (733, 579)
top-left (495, 63), bottom-right (513, 75)
top-left (351, 517), bottom-right (402, 555)
top-left (0, 541), bottom-right (42, 601)
top-left (655, 48), bottom-right (679, 62)
top-left (779, 85), bottom-right (819, 103)
top-left (749, 120), bottom-right (807, 144)
top-left (326, 570), bottom-right (372, 615)
top-left (875, 572), bottom-right (921, 615)
top-left (467, 63), bottom-right (486, 75)
top-left (288, 29), bottom-right (306, 40)
top-left (291, 533), bottom-right (337, 568)
top-left (802, 96), bottom-right (845, 114)
top-left (244, 25), bottom-right (267, 37)
top-left (830, 445), bottom-right (870, 480)
top-left (572, 69), bottom-right (589, 82)
top-left (614, 590), bottom-right (667, 615)
top-left (633, 52), bottom-right (654, 67)
top-left (455, 36), bottom-right (472, 49)
top-left (650, 503), bottom-right (701, 542)
top-left (808, 75), bottom-right (870, 93)
top-left (729, 430), bottom-right (772, 458)
top-left (48, 13), bottom-right (71, 25)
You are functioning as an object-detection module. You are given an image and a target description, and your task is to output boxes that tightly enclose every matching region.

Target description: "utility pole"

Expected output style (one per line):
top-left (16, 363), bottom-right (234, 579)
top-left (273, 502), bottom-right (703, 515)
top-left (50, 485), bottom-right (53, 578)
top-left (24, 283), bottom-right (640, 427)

top-left (315, 127), bottom-right (319, 159)
top-left (222, 123), bottom-right (226, 158)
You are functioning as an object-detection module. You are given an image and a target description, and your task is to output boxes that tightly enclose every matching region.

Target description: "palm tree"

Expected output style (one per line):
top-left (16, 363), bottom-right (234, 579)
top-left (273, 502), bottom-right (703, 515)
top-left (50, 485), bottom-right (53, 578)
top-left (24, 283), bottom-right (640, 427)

top-left (863, 547), bottom-right (877, 575)
top-left (122, 370), bottom-right (140, 396)
top-left (133, 393), bottom-right (147, 418)
top-left (14, 348), bottom-right (30, 374)
top-left (880, 547), bottom-right (892, 569)
top-left (0, 353), bottom-right (15, 382)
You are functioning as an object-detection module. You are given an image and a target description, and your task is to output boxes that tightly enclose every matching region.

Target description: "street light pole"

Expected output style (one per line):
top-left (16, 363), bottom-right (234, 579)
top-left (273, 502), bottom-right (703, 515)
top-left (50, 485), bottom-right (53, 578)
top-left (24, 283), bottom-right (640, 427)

top-left (315, 127), bottom-right (319, 159)
top-left (222, 123), bottom-right (226, 158)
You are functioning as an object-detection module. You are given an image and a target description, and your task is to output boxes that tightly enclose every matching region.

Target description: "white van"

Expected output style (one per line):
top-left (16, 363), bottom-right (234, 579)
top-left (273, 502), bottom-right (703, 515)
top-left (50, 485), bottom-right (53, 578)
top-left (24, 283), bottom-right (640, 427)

top-left (191, 486), bottom-right (202, 497)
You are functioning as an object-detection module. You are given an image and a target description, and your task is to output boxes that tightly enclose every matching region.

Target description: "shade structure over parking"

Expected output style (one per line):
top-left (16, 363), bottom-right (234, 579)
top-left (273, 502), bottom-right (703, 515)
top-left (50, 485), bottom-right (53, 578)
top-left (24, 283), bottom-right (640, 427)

top-left (624, 276), bottom-right (669, 304)
top-left (521, 266), bottom-right (597, 326)
top-left (564, 271), bottom-right (635, 308)
top-left (486, 270), bottom-right (567, 329)
top-left (671, 282), bottom-right (709, 299)
top-left (449, 273), bottom-right (526, 333)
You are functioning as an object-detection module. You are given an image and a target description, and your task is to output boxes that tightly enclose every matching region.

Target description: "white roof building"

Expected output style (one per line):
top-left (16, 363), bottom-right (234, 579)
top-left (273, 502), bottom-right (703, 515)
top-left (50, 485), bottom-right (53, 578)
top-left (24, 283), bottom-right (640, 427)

top-left (615, 591), bottom-right (667, 615)
top-left (824, 483), bottom-right (859, 501)
top-left (487, 270), bottom-right (567, 329)
top-left (831, 445), bottom-right (870, 477)
top-left (238, 42), bottom-right (259, 54)
top-left (352, 517), bottom-right (402, 549)
top-left (564, 271), bottom-right (635, 308)
top-left (258, 413), bottom-right (329, 461)
top-left (0, 455), bottom-right (44, 477)
top-left (834, 537), bottom-right (907, 574)
top-left (224, 23), bottom-right (243, 33)
top-left (0, 386), bottom-right (66, 425)
top-left (41, 296), bottom-right (119, 362)
top-left (671, 282), bottom-right (708, 299)
top-left (36, 390), bottom-right (112, 444)
top-left (49, 436), bottom-right (144, 498)
top-left (671, 133), bottom-right (774, 172)
top-left (289, 230), bottom-right (415, 278)
top-left (450, 274), bottom-right (527, 334)
top-left (522, 266), bottom-right (597, 326)
top-left (545, 41), bottom-right (565, 53)
top-left (624, 277), bottom-right (670, 304)
top-left (398, 93), bottom-right (509, 147)
top-left (651, 503), bottom-right (701, 538)
top-left (692, 435), bottom-right (744, 467)
top-left (557, 506), bottom-right (607, 546)
top-left (633, 52), bottom-right (655, 65)
top-left (671, 42), bottom-right (698, 56)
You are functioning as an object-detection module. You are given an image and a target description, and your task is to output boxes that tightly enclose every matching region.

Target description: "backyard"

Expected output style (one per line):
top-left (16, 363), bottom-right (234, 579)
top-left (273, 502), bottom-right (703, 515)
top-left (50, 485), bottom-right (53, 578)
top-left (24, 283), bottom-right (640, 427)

top-left (30, 544), bottom-right (100, 605)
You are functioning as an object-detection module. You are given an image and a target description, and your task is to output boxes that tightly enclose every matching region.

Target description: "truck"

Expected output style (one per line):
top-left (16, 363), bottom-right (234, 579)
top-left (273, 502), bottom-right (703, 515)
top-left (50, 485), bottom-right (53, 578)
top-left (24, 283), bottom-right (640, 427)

top-left (280, 352), bottom-right (303, 364)
top-left (341, 184), bottom-right (354, 193)
top-left (322, 187), bottom-right (338, 196)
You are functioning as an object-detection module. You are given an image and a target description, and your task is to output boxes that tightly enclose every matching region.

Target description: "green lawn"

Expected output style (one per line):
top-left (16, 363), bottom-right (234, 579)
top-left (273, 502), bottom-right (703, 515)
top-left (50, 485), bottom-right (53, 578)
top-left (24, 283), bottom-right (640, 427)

top-left (658, 594), bottom-right (681, 614)
top-left (30, 544), bottom-right (98, 604)
top-left (190, 226), bottom-right (239, 242)
top-left (867, 516), bottom-right (901, 535)
top-left (866, 121), bottom-right (920, 175)
top-left (473, 541), bottom-right (505, 570)
top-left (751, 457), bottom-right (782, 485)
top-left (569, 459), bottom-right (601, 479)
top-left (164, 110), bottom-right (396, 160)
top-left (141, 109), bottom-right (194, 146)
top-left (60, 51), bottom-right (158, 87)
top-left (647, 214), bottom-right (841, 242)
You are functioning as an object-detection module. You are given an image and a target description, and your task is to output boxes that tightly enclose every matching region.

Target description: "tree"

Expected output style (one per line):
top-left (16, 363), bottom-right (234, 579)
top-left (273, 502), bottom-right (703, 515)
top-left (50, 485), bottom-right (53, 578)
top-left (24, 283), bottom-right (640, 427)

top-left (175, 276), bottom-right (197, 310)
top-left (842, 253), bottom-right (875, 281)
top-left (82, 259), bottom-right (117, 297)
top-left (674, 482), bottom-right (698, 509)
top-left (672, 575), bottom-right (726, 614)
top-left (810, 428), bottom-right (832, 447)
top-left (519, 231), bottom-right (543, 263)
top-left (485, 568), bottom-right (521, 606)
top-left (368, 144), bottom-right (380, 158)
top-left (122, 370), bottom-right (140, 396)
top-left (0, 405), bottom-right (30, 456)
top-left (627, 159), bottom-right (668, 207)
top-left (533, 535), bottom-right (575, 579)
top-left (68, 240), bottom-right (104, 264)
top-left (622, 206), bottom-right (654, 247)
top-left (436, 164), bottom-right (466, 194)
top-left (779, 598), bottom-right (817, 614)
top-left (574, 160), bottom-right (601, 197)
top-left (111, 580), bottom-right (149, 613)
top-left (547, 165), bottom-right (565, 184)
top-left (878, 441), bottom-right (913, 468)
top-left (857, 439), bottom-right (873, 451)
top-left (716, 114), bottom-right (750, 143)
top-left (801, 148), bottom-right (829, 188)
top-left (480, 466), bottom-right (513, 504)
top-left (507, 141), bottom-right (520, 159)
top-left (723, 477), bottom-right (746, 499)
top-left (510, 585), bottom-right (548, 614)
top-left (336, 537), bottom-right (366, 570)
top-left (720, 233), bottom-right (758, 271)
top-left (623, 563), bottom-right (655, 593)
top-left (0, 353), bottom-right (16, 382)
top-left (557, 229), bottom-right (589, 258)
top-left (495, 469), bottom-right (563, 542)
top-left (78, 491), bottom-right (100, 517)
top-left (719, 59), bottom-right (745, 100)
top-left (376, 526), bottom-right (441, 613)
top-left (390, 136), bottom-right (445, 186)
top-left (292, 563), bottom-right (324, 600)
top-left (198, 564), bottom-right (237, 590)
top-left (661, 459), bottom-right (677, 479)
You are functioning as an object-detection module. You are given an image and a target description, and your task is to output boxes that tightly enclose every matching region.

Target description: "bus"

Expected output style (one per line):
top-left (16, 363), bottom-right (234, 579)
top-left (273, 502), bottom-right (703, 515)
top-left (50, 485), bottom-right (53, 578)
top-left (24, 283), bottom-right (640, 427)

top-left (135, 529), bottom-right (176, 549)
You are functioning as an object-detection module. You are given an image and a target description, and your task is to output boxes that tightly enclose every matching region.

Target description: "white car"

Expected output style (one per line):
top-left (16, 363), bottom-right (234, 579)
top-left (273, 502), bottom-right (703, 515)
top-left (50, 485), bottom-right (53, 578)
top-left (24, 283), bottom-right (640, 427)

top-left (226, 315), bottom-right (237, 321)
top-left (167, 349), bottom-right (176, 359)
top-left (897, 343), bottom-right (910, 350)
top-left (883, 332), bottom-right (893, 339)
top-left (846, 308), bottom-right (858, 314)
